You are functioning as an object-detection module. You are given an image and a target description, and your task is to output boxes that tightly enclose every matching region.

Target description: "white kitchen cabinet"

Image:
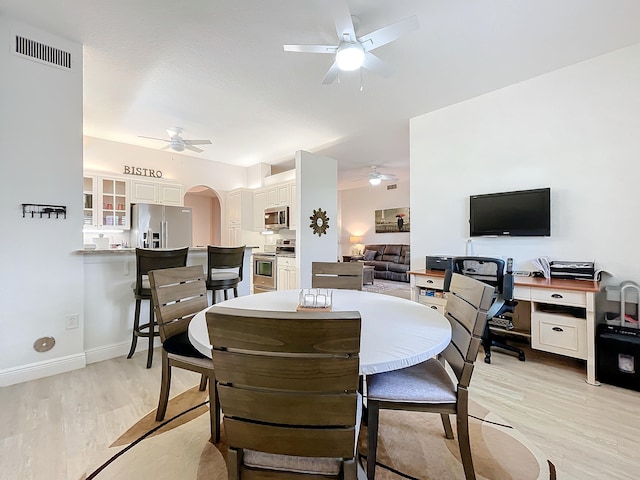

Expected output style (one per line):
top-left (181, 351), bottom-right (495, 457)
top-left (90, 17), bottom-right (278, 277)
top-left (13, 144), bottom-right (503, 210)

top-left (83, 174), bottom-right (130, 229)
top-left (266, 183), bottom-right (290, 208)
top-left (130, 179), bottom-right (184, 206)
top-left (226, 188), bottom-right (253, 244)
top-left (277, 257), bottom-right (298, 290)
top-left (252, 188), bottom-right (267, 230)
top-left (227, 225), bottom-right (241, 246)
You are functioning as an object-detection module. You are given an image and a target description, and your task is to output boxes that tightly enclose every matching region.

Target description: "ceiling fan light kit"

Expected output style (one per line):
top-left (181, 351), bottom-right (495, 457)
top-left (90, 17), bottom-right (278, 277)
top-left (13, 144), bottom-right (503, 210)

top-left (336, 43), bottom-right (365, 71)
top-left (369, 177), bottom-right (382, 186)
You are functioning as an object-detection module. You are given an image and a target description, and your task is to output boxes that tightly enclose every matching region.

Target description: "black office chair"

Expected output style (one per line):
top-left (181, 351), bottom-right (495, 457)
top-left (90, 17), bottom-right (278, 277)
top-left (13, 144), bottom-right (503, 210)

top-left (447, 257), bottom-right (525, 364)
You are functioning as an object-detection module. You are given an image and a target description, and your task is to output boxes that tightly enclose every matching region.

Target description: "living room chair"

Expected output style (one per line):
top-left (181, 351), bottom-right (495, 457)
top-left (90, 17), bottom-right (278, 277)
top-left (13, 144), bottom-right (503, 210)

top-left (365, 273), bottom-right (494, 480)
top-left (206, 306), bottom-right (365, 479)
top-left (451, 256), bottom-right (525, 363)
top-left (312, 261), bottom-right (364, 290)
top-left (128, 247), bottom-right (189, 368)
top-left (206, 245), bottom-right (245, 304)
top-left (148, 265), bottom-right (220, 443)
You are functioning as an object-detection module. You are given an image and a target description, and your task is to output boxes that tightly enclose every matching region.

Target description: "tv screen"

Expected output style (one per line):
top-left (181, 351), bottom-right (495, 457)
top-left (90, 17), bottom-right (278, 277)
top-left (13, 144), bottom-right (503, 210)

top-left (469, 188), bottom-right (551, 237)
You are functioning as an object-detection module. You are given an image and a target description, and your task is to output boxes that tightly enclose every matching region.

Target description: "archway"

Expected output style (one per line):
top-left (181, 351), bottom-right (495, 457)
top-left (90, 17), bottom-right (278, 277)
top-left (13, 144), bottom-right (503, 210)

top-left (183, 185), bottom-right (222, 247)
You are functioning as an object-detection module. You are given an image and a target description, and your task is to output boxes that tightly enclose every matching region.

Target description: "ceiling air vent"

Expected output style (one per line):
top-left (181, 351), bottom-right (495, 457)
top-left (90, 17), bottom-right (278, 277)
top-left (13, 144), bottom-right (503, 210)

top-left (387, 184), bottom-right (398, 190)
top-left (14, 35), bottom-right (72, 70)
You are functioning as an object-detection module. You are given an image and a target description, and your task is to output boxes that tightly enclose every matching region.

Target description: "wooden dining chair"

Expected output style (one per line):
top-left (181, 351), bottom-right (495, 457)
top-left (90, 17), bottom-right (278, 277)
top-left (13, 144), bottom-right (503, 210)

top-left (206, 306), bottom-right (365, 479)
top-left (148, 265), bottom-right (220, 443)
top-left (365, 272), bottom-right (494, 480)
top-left (312, 261), bottom-right (364, 290)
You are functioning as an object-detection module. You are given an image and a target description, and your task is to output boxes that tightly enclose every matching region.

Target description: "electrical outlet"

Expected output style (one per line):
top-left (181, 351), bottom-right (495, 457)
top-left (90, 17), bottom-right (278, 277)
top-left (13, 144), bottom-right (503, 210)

top-left (65, 314), bottom-right (79, 330)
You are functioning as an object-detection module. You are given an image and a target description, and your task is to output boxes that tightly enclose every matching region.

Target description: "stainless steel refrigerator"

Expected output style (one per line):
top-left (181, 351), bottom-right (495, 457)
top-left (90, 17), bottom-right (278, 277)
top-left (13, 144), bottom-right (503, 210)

top-left (131, 203), bottom-right (193, 248)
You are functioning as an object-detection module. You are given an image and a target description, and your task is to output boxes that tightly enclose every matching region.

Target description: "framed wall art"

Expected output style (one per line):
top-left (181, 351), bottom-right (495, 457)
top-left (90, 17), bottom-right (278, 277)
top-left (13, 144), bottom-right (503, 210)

top-left (374, 207), bottom-right (410, 233)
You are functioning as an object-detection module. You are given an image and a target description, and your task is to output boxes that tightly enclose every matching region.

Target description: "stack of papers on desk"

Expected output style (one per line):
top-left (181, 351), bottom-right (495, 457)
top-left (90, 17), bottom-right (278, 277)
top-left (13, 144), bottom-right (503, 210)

top-left (532, 257), bottom-right (551, 278)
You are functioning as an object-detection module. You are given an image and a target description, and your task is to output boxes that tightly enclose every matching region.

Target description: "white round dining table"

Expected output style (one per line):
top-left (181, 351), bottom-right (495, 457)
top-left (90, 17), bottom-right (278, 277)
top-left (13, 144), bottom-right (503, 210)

top-left (188, 289), bottom-right (451, 376)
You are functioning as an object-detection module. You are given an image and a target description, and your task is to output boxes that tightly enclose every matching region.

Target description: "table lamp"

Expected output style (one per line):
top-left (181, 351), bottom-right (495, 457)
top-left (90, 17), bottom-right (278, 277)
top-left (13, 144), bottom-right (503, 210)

top-left (349, 236), bottom-right (363, 255)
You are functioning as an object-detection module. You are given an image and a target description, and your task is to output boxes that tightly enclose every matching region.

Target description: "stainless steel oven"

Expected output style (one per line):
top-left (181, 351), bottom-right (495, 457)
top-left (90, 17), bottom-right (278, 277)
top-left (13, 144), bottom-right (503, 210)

top-left (253, 254), bottom-right (276, 293)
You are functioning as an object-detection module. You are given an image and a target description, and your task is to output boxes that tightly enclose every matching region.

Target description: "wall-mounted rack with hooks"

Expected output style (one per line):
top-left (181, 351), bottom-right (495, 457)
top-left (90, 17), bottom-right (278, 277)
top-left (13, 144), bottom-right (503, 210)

top-left (22, 203), bottom-right (67, 219)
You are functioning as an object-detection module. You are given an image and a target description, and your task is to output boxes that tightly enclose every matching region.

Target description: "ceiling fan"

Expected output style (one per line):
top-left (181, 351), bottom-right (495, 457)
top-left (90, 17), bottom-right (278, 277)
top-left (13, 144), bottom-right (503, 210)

top-left (283, 3), bottom-right (419, 85)
top-left (367, 165), bottom-right (398, 186)
top-left (139, 127), bottom-right (212, 153)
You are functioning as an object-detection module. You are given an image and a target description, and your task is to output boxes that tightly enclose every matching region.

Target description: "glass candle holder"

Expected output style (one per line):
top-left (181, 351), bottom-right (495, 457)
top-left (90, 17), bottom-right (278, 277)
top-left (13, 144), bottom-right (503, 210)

top-left (298, 288), bottom-right (333, 308)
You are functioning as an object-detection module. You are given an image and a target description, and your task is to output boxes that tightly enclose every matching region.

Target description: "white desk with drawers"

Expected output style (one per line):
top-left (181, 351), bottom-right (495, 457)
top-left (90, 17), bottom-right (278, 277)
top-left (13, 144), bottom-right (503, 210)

top-left (409, 269), bottom-right (601, 385)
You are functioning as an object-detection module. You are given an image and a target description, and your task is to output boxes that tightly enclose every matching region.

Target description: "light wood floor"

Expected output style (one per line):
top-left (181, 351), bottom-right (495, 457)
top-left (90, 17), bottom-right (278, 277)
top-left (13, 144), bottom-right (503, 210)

top-left (1, 322), bottom-right (639, 479)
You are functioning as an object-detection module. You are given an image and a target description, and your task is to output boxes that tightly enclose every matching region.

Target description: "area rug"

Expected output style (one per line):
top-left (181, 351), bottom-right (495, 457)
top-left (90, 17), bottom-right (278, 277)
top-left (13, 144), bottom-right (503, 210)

top-left (81, 386), bottom-right (557, 480)
top-left (363, 279), bottom-right (411, 296)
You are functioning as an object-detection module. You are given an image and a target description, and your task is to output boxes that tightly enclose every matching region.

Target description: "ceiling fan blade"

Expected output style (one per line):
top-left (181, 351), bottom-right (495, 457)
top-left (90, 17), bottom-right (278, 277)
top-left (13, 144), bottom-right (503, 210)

top-left (358, 15), bottom-right (419, 52)
top-left (183, 139), bottom-right (212, 146)
top-left (361, 52), bottom-right (394, 77)
top-left (138, 135), bottom-right (169, 142)
top-left (379, 174), bottom-right (399, 181)
top-left (283, 44), bottom-right (338, 54)
top-left (321, 61), bottom-right (341, 85)
top-left (184, 145), bottom-right (204, 153)
top-left (332, 3), bottom-right (356, 42)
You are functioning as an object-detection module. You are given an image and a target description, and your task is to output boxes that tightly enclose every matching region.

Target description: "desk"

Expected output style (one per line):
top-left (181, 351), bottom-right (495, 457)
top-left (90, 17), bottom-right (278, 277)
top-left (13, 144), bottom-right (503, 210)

top-left (409, 270), bottom-right (601, 385)
top-left (188, 289), bottom-right (451, 376)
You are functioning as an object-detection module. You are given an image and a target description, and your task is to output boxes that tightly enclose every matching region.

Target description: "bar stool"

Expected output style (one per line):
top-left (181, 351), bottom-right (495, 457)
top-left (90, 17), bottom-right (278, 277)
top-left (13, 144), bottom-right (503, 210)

top-left (206, 245), bottom-right (245, 304)
top-left (127, 247), bottom-right (189, 368)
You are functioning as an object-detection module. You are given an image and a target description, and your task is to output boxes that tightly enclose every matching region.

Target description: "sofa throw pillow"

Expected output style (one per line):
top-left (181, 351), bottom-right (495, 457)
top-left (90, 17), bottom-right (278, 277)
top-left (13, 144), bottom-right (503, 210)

top-left (363, 249), bottom-right (377, 261)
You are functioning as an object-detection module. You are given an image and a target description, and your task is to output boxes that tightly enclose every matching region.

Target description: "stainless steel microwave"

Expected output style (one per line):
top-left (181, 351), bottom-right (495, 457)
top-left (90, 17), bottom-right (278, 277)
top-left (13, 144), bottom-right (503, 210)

top-left (264, 206), bottom-right (289, 230)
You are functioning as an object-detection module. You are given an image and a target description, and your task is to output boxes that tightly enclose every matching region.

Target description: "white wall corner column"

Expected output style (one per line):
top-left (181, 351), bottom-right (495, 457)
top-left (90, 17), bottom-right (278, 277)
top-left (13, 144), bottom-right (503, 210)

top-left (295, 150), bottom-right (338, 288)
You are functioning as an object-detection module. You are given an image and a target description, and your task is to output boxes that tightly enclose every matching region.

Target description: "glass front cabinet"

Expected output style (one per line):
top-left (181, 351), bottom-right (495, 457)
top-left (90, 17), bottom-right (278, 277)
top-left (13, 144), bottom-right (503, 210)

top-left (83, 175), bottom-right (130, 229)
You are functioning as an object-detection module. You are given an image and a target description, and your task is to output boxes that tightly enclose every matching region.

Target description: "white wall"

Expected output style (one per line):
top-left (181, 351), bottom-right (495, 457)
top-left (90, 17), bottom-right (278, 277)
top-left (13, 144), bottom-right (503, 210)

top-left (410, 43), bottom-right (640, 288)
top-left (0, 18), bottom-right (85, 382)
top-left (84, 135), bottom-right (250, 198)
top-left (295, 150), bottom-right (338, 288)
top-left (338, 181), bottom-right (410, 256)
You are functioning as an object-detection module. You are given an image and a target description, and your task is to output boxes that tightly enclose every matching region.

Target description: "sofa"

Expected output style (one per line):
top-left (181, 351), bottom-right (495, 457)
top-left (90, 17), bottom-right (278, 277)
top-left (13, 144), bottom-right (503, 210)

top-left (360, 244), bottom-right (410, 282)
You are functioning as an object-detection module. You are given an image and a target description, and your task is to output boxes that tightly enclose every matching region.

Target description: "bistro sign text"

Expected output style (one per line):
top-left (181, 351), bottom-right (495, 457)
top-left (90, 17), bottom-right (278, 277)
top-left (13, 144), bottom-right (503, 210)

top-left (123, 166), bottom-right (163, 178)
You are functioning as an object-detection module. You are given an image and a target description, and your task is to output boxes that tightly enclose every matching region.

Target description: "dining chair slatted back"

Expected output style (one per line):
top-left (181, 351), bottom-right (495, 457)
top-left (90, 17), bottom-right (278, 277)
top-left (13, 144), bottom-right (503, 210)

top-left (206, 245), bottom-right (245, 303)
top-left (312, 261), bottom-right (364, 290)
top-left (207, 306), bottom-right (363, 479)
top-left (127, 247), bottom-right (189, 368)
top-left (148, 265), bottom-right (220, 443)
top-left (365, 272), bottom-right (494, 480)
top-left (441, 273), bottom-right (495, 387)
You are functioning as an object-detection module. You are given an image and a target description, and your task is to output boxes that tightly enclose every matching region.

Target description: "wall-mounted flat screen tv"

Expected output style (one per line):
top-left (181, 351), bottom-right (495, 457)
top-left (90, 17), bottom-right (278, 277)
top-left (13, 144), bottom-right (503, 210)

top-left (469, 187), bottom-right (551, 237)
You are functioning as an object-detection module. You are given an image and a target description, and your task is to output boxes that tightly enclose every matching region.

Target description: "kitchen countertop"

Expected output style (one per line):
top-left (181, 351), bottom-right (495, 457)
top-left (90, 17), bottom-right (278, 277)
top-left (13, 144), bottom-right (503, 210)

top-left (76, 246), bottom-right (259, 254)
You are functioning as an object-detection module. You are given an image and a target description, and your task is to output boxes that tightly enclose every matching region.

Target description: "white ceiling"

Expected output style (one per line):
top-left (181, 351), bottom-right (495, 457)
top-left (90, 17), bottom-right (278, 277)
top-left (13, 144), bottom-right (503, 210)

top-left (2, 0), bottom-right (640, 188)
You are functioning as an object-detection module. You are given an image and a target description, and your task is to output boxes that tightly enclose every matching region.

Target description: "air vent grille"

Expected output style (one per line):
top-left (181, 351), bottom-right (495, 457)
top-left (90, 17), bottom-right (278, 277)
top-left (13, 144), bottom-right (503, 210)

top-left (387, 184), bottom-right (398, 190)
top-left (14, 35), bottom-right (72, 69)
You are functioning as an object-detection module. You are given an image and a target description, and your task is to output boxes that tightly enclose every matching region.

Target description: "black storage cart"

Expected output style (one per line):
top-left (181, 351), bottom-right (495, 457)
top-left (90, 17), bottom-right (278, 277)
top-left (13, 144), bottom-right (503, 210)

top-left (597, 281), bottom-right (640, 390)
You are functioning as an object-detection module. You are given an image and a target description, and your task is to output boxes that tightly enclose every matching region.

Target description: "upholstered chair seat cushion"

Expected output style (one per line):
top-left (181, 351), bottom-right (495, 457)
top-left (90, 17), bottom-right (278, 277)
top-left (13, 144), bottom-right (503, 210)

top-left (209, 271), bottom-right (241, 281)
top-left (367, 359), bottom-right (457, 404)
top-left (242, 393), bottom-right (363, 475)
top-left (163, 331), bottom-right (206, 359)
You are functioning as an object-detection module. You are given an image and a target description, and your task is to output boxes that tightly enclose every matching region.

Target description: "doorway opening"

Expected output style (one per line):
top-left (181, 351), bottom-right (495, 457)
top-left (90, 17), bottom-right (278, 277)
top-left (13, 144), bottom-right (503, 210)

top-left (184, 185), bottom-right (221, 247)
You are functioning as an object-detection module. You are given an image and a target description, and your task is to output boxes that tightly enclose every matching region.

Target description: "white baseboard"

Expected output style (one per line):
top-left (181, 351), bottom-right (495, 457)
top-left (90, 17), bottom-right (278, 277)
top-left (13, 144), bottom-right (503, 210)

top-left (0, 339), bottom-right (163, 386)
top-left (85, 338), bottom-right (161, 365)
top-left (0, 354), bottom-right (86, 387)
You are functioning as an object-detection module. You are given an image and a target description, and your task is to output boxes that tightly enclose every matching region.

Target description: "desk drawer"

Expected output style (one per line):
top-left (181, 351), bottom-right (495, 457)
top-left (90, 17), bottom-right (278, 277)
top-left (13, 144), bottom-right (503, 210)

top-left (415, 275), bottom-right (444, 290)
top-left (531, 311), bottom-right (587, 359)
top-left (418, 296), bottom-right (446, 314)
top-left (530, 288), bottom-right (586, 307)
